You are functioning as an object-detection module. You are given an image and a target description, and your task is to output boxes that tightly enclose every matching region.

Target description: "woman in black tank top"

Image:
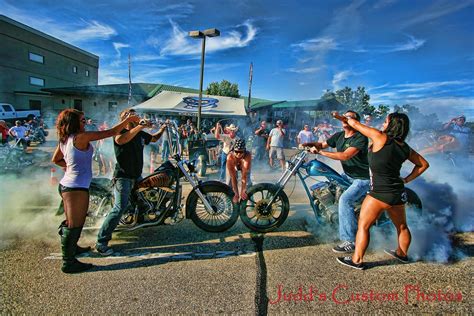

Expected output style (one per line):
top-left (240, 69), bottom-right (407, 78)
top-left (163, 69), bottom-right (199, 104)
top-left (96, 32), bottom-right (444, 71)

top-left (332, 112), bottom-right (429, 270)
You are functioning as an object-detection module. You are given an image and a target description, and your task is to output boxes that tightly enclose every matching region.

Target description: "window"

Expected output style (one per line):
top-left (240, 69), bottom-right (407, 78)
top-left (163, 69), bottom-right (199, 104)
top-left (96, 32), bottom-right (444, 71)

top-left (2, 104), bottom-right (13, 112)
top-left (29, 52), bottom-right (44, 64)
top-left (108, 101), bottom-right (118, 111)
top-left (29, 76), bottom-right (45, 87)
top-left (85, 70), bottom-right (90, 77)
top-left (73, 66), bottom-right (78, 74)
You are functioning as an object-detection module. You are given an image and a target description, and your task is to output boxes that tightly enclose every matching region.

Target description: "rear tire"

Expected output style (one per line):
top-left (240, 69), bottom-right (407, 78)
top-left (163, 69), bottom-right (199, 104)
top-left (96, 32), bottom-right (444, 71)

top-left (239, 183), bottom-right (290, 233)
top-left (86, 193), bottom-right (113, 228)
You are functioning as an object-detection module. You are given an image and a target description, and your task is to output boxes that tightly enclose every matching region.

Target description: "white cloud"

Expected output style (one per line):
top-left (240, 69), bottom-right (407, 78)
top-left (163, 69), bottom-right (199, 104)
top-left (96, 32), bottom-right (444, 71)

top-left (132, 54), bottom-right (167, 62)
top-left (0, 3), bottom-right (117, 45)
top-left (159, 19), bottom-right (257, 56)
top-left (401, 1), bottom-right (474, 29)
top-left (393, 80), bottom-right (472, 90)
top-left (372, 35), bottom-right (425, 53)
top-left (350, 35), bottom-right (425, 53)
top-left (332, 70), bottom-right (352, 90)
top-left (286, 66), bottom-right (323, 74)
top-left (292, 37), bottom-right (339, 52)
top-left (292, 35), bottom-right (425, 54)
top-left (71, 19), bottom-right (117, 43)
top-left (113, 42), bottom-right (130, 58)
top-left (331, 69), bottom-right (371, 90)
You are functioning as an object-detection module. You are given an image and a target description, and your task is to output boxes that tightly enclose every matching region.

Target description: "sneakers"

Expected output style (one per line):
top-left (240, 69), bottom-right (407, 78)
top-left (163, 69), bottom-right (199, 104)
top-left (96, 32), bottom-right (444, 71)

top-left (336, 256), bottom-right (365, 270)
top-left (96, 244), bottom-right (114, 256)
top-left (332, 241), bottom-right (355, 253)
top-left (384, 249), bottom-right (409, 263)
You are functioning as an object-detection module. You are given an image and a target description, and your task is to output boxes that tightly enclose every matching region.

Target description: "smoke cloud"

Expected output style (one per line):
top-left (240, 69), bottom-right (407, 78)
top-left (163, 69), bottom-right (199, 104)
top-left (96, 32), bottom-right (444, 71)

top-left (0, 172), bottom-right (61, 250)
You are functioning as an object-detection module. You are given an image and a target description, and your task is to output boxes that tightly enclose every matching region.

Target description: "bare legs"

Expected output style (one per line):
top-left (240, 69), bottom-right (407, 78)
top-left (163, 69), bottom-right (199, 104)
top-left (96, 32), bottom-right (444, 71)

top-left (60, 190), bottom-right (89, 228)
top-left (351, 195), bottom-right (410, 264)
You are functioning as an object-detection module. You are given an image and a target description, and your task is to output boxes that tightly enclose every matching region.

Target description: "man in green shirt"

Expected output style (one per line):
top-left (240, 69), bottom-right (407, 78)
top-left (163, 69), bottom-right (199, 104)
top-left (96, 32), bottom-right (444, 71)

top-left (303, 110), bottom-right (370, 253)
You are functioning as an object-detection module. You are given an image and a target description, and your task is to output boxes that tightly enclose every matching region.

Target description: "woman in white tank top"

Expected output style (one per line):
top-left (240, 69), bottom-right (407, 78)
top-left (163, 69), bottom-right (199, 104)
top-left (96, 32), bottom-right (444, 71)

top-left (52, 109), bottom-right (139, 273)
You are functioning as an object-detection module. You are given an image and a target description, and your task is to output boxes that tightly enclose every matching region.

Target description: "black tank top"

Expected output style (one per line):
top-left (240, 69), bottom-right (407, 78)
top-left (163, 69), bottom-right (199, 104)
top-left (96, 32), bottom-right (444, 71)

top-left (368, 138), bottom-right (411, 193)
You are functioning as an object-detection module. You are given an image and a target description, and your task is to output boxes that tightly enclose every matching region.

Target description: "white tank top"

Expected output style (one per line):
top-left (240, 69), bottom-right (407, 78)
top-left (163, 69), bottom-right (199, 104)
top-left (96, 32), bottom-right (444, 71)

top-left (59, 135), bottom-right (94, 188)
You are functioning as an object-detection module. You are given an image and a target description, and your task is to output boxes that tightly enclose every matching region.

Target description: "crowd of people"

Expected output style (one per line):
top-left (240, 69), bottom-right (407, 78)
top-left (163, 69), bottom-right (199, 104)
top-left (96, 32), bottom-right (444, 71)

top-left (50, 106), bottom-right (472, 273)
top-left (0, 117), bottom-right (48, 151)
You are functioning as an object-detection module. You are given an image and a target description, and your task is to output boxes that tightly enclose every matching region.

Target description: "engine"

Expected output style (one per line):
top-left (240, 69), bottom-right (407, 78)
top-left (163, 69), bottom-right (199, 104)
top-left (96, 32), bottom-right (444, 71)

top-left (311, 182), bottom-right (342, 224)
top-left (135, 187), bottom-right (174, 223)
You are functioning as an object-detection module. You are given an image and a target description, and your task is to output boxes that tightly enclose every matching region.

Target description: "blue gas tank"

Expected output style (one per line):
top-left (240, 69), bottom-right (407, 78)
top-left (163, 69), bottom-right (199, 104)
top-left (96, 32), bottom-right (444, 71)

top-left (303, 159), bottom-right (350, 186)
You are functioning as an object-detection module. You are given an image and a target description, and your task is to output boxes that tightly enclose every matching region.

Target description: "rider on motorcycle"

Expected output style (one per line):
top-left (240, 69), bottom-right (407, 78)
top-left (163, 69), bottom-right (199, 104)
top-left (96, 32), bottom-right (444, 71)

top-left (302, 110), bottom-right (370, 254)
top-left (95, 109), bottom-right (167, 256)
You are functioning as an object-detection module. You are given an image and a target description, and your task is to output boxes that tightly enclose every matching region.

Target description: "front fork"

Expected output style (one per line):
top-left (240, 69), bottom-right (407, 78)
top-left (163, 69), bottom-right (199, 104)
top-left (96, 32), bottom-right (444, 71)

top-left (178, 162), bottom-right (215, 213)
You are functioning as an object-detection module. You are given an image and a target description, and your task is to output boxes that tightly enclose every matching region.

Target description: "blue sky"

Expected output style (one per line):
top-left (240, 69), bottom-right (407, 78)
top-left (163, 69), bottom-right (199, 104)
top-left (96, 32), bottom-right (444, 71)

top-left (1, 0), bottom-right (473, 118)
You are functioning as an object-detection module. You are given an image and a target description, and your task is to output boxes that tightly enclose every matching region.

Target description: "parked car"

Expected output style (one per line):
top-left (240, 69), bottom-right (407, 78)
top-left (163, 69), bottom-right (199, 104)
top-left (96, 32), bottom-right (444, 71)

top-left (0, 103), bottom-right (41, 124)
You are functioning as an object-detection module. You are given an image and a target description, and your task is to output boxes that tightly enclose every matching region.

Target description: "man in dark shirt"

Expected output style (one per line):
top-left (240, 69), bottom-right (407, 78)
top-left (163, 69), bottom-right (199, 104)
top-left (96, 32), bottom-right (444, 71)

top-left (254, 121), bottom-right (269, 163)
top-left (303, 110), bottom-right (370, 253)
top-left (96, 108), bottom-right (166, 256)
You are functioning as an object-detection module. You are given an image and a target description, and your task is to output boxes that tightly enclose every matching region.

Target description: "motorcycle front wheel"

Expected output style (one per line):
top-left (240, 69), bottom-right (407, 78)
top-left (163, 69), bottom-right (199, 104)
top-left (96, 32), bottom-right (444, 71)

top-left (239, 183), bottom-right (290, 233)
top-left (187, 183), bottom-right (237, 232)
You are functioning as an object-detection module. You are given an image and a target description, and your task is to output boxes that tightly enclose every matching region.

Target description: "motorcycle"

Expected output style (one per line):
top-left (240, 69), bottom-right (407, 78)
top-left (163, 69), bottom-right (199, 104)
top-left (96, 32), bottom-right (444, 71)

top-left (78, 122), bottom-right (239, 232)
top-left (239, 149), bottom-right (423, 233)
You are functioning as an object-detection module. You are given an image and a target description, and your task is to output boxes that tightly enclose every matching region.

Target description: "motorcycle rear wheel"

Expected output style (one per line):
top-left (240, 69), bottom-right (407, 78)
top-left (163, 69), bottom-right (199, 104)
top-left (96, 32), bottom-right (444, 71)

top-left (187, 184), bottom-right (237, 232)
top-left (239, 183), bottom-right (290, 233)
top-left (86, 193), bottom-right (114, 228)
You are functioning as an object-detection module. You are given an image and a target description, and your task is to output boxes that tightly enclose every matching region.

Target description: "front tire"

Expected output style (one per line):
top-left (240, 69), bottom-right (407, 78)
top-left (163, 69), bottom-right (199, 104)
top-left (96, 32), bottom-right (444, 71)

top-left (239, 183), bottom-right (290, 233)
top-left (187, 183), bottom-right (237, 232)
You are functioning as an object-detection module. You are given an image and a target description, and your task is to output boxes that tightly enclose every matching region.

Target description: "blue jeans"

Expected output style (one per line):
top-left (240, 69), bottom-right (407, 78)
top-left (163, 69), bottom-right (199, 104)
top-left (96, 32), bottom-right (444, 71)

top-left (219, 151), bottom-right (228, 181)
top-left (161, 140), bottom-right (170, 162)
top-left (338, 174), bottom-right (370, 242)
top-left (97, 177), bottom-right (138, 246)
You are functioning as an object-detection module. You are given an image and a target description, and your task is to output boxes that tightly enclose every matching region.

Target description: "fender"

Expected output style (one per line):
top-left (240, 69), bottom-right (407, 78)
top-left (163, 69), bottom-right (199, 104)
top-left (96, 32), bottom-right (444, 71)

top-left (185, 180), bottom-right (234, 218)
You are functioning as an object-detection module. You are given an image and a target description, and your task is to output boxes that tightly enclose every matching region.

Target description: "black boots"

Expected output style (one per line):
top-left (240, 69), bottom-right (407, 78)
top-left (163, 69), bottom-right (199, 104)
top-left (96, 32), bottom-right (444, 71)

top-left (58, 221), bottom-right (92, 255)
top-left (59, 225), bottom-right (94, 274)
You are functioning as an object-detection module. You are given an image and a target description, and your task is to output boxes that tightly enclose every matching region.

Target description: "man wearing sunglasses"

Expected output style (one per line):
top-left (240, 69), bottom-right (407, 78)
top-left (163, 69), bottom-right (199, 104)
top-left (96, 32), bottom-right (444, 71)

top-left (303, 110), bottom-right (370, 254)
top-left (226, 139), bottom-right (252, 204)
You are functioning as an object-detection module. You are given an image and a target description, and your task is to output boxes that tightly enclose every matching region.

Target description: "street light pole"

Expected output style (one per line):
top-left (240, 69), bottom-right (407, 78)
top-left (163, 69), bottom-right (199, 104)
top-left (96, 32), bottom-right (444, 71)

top-left (197, 35), bottom-right (206, 132)
top-left (189, 28), bottom-right (220, 133)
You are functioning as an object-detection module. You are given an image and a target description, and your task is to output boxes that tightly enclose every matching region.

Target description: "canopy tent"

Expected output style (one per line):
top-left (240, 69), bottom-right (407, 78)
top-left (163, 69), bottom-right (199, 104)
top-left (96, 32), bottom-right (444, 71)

top-left (133, 91), bottom-right (247, 117)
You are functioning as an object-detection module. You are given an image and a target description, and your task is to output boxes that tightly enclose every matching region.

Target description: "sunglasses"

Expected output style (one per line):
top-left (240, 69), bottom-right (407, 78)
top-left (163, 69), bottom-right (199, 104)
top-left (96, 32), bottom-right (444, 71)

top-left (234, 151), bottom-right (245, 154)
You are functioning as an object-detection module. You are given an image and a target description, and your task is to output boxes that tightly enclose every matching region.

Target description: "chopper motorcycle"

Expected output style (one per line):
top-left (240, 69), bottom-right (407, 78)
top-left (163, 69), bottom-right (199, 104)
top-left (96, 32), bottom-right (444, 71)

top-left (239, 149), bottom-right (423, 233)
top-left (80, 122), bottom-right (238, 232)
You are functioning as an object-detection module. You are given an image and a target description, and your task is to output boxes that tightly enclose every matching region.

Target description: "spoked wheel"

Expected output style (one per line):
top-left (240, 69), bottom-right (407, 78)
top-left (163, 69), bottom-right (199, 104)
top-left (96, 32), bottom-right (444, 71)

top-left (86, 193), bottom-right (113, 228)
top-left (240, 183), bottom-right (290, 233)
top-left (187, 184), bottom-right (237, 232)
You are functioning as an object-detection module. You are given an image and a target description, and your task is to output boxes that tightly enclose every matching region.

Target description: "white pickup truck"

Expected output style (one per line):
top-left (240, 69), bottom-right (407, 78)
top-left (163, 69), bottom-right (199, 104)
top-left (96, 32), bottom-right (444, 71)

top-left (0, 103), bottom-right (41, 123)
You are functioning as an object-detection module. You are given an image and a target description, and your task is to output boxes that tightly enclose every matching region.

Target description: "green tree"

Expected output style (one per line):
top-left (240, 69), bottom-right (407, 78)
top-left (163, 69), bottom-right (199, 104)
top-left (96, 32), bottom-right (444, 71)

top-left (205, 80), bottom-right (240, 98)
top-left (374, 104), bottom-right (390, 118)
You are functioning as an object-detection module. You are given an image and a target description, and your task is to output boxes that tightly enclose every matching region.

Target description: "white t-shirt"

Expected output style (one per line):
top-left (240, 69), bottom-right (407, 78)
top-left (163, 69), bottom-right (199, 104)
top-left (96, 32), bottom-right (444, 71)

top-left (297, 130), bottom-right (314, 144)
top-left (219, 134), bottom-right (238, 154)
top-left (269, 128), bottom-right (286, 147)
top-left (9, 126), bottom-right (28, 139)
